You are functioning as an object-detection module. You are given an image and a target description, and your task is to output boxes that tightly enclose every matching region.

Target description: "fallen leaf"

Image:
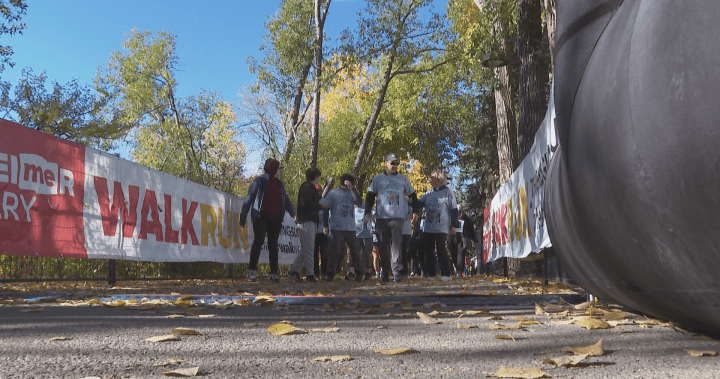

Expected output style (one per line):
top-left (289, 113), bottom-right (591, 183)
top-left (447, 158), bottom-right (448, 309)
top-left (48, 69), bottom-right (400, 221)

top-left (313, 355), bottom-right (352, 362)
top-left (535, 303), bottom-right (546, 316)
top-left (562, 339), bottom-right (604, 356)
top-left (377, 326), bottom-right (388, 329)
top-left (50, 336), bottom-right (72, 341)
top-left (457, 323), bottom-right (477, 329)
top-left (162, 366), bottom-right (199, 377)
top-left (146, 334), bottom-right (181, 343)
top-left (686, 349), bottom-right (719, 357)
top-left (488, 366), bottom-right (551, 378)
top-left (574, 301), bottom-right (594, 310)
top-left (267, 323), bottom-right (307, 336)
top-left (373, 347), bottom-right (417, 355)
top-left (311, 322), bottom-right (340, 333)
top-left (172, 327), bottom-right (203, 336)
top-left (543, 354), bottom-right (588, 367)
top-left (462, 310), bottom-right (489, 316)
top-left (417, 311), bottom-right (442, 325)
top-left (489, 322), bottom-right (523, 330)
top-left (577, 317), bottom-right (612, 330)
top-left (386, 312), bottom-right (413, 317)
top-left (156, 358), bottom-right (185, 367)
top-left (495, 334), bottom-right (516, 341)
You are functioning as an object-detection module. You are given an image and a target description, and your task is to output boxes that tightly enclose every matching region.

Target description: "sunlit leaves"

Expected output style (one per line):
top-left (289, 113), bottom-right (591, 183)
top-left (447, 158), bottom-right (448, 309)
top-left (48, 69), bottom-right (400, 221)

top-left (489, 366), bottom-right (551, 379)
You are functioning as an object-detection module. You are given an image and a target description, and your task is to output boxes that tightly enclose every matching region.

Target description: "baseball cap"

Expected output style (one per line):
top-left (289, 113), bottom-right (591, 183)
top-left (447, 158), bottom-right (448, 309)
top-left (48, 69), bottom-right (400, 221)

top-left (385, 153), bottom-right (399, 162)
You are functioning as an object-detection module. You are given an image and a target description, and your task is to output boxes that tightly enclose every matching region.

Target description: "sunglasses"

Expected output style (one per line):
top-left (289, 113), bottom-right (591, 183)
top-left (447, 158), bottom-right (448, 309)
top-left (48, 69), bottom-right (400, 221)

top-left (390, 161), bottom-right (400, 166)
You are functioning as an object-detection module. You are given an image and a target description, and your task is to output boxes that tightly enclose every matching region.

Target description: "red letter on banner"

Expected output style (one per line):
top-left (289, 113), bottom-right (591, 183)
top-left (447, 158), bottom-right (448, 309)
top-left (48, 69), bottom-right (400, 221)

top-left (139, 189), bottom-right (163, 241)
top-left (164, 194), bottom-right (179, 243)
top-left (94, 177), bottom-right (139, 238)
top-left (181, 198), bottom-right (199, 245)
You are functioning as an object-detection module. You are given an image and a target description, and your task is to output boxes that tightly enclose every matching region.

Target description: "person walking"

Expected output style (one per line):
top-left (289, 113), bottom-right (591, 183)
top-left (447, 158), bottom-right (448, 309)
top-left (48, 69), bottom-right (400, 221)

top-left (414, 170), bottom-right (459, 281)
top-left (322, 174), bottom-right (364, 281)
top-left (364, 153), bottom-right (418, 283)
top-left (449, 205), bottom-right (477, 276)
top-left (288, 168), bottom-right (327, 283)
top-left (356, 202), bottom-right (374, 281)
top-left (239, 158), bottom-right (295, 282)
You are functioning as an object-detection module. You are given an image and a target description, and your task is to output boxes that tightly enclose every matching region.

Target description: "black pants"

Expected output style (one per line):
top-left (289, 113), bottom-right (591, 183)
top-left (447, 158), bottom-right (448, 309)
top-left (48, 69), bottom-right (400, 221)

top-left (449, 239), bottom-right (465, 275)
top-left (248, 216), bottom-right (282, 275)
top-left (420, 232), bottom-right (451, 277)
top-left (314, 232), bottom-right (329, 276)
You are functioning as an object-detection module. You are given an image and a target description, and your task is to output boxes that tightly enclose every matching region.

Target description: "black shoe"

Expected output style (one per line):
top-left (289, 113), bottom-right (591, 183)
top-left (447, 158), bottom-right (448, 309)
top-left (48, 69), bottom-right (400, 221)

top-left (306, 275), bottom-right (317, 283)
top-left (393, 274), bottom-right (402, 283)
top-left (381, 272), bottom-right (390, 282)
top-left (287, 271), bottom-right (302, 282)
top-left (364, 272), bottom-right (372, 280)
top-left (323, 274), bottom-right (334, 282)
top-left (344, 272), bottom-right (356, 281)
top-left (355, 273), bottom-right (364, 282)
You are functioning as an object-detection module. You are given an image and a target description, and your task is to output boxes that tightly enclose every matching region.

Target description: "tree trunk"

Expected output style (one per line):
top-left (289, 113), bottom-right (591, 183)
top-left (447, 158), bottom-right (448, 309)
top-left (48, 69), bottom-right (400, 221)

top-left (351, 53), bottom-right (395, 177)
top-left (544, 0), bottom-right (556, 82)
top-left (310, 0), bottom-right (330, 169)
top-left (281, 63), bottom-right (312, 164)
top-left (494, 66), bottom-right (518, 183)
top-left (517, 0), bottom-right (548, 158)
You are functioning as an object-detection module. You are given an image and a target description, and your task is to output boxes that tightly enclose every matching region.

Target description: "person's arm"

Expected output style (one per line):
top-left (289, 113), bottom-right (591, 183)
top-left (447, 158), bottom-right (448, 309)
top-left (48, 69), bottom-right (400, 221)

top-left (351, 187), bottom-right (362, 206)
top-left (365, 192), bottom-right (377, 215)
top-left (239, 178), bottom-right (259, 226)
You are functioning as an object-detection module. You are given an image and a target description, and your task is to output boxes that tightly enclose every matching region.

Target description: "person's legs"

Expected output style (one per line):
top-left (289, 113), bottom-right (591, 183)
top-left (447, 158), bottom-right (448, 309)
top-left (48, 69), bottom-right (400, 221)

top-left (326, 232), bottom-right (344, 278)
top-left (290, 221), bottom-right (316, 276)
top-left (248, 217), bottom-right (269, 271)
top-left (374, 219), bottom-right (392, 277)
top-left (344, 231), bottom-right (364, 278)
top-left (388, 218), bottom-right (404, 276)
top-left (435, 233), bottom-right (452, 277)
top-left (265, 218), bottom-right (283, 275)
top-left (401, 234), bottom-right (411, 276)
top-left (419, 232), bottom-right (435, 278)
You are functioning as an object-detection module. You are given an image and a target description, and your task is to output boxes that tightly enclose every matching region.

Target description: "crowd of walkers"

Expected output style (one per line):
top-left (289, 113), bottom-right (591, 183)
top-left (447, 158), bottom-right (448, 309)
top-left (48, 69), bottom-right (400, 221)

top-left (239, 154), bottom-right (477, 283)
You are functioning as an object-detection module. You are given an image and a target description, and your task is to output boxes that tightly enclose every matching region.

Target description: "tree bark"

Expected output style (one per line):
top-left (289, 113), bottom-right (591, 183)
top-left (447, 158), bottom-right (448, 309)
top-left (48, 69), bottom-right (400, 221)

top-left (494, 65), bottom-right (518, 183)
top-left (517, 0), bottom-right (548, 158)
top-left (310, 0), bottom-right (331, 169)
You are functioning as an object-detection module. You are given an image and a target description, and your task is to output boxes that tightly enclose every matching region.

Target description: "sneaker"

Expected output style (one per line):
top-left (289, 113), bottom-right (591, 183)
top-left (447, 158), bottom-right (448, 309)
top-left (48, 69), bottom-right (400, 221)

top-left (270, 273), bottom-right (280, 283)
top-left (305, 275), bottom-right (317, 283)
top-left (355, 272), bottom-right (364, 282)
top-left (440, 276), bottom-right (451, 282)
top-left (375, 271), bottom-right (381, 279)
top-left (381, 272), bottom-right (390, 283)
top-left (323, 274), bottom-right (334, 282)
top-left (364, 272), bottom-right (372, 281)
top-left (425, 275), bottom-right (435, 281)
top-left (345, 272), bottom-right (356, 281)
top-left (393, 274), bottom-right (401, 283)
top-left (248, 269), bottom-right (257, 281)
top-left (287, 271), bottom-right (302, 282)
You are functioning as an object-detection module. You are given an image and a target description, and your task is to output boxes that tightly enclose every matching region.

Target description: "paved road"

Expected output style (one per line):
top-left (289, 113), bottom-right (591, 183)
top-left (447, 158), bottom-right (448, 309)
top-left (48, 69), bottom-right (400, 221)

top-left (0, 276), bottom-right (719, 378)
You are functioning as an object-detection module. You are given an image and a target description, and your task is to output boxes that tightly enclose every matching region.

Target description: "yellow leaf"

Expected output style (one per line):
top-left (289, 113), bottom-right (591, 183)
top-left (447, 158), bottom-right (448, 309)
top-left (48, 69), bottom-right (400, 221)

top-left (489, 322), bottom-right (523, 330)
top-left (562, 339), bottom-right (604, 356)
top-left (146, 334), bottom-right (181, 343)
top-left (162, 366), bottom-right (199, 377)
top-left (602, 310), bottom-right (629, 320)
top-left (686, 349), bottom-right (719, 357)
top-left (173, 300), bottom-right (193, 308)
top-left (313, 355), bottom-right (352, 362)
top-left (574, 301), bottom-right (595, 310)
top-left (542, 354), bottom-right (588, 367)
top-left (311, 322), bottom-right (339, 333)
top-left (457, 323), bottom-right (477, 329)
top-left (50, 336), bottom-right (72, 341)
top-left (577, 317), bottom-right (612, 330)
top-left (417, 311), bottom-right (442, 324)
top-left (177, 295), bottom-right (193, 301)
top-left (172, 327), bottom-right (203, 336)
top-left (373, 347), bottom-right (417, 355)
top-left (489, 366), bottom-right (551, 379)
top-left (267, 323), bottom-right (306, 336)
top-left (387, 312), bottom-right (413, 317)
top-left (535, 303), bottom-right (545, 316)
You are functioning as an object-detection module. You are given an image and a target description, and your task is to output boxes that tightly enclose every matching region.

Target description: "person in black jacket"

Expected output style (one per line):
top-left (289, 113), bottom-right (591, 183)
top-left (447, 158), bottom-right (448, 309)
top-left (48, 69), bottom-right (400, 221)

top-left (239, 158), bottom-right (295, 282)
top-left (449, 205), bottom-right (477, 276)
top-left (287, 167), bottom-right (328, 283)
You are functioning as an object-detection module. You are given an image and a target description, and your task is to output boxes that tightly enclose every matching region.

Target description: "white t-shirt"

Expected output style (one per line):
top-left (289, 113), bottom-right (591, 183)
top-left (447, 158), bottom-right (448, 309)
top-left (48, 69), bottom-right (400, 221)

top-left (368, 172), bottom-right (414, 219)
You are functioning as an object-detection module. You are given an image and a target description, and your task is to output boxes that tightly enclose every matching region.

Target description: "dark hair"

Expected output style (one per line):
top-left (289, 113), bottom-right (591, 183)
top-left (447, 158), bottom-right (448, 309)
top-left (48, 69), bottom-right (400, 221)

top-left (305, 167), bottom-right (322, 181)
top-left (340, 173), bottom-right (355, 185)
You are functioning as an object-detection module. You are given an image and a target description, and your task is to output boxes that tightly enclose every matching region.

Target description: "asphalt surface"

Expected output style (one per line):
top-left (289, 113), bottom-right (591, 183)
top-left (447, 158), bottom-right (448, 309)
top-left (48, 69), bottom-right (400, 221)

top-left (1, 276), bottom-right (719, 379)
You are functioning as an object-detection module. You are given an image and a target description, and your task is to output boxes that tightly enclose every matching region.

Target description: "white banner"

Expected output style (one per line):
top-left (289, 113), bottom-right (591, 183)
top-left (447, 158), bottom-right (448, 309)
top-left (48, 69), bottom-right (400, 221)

top-left (483, 85), bottom-right (557, 263)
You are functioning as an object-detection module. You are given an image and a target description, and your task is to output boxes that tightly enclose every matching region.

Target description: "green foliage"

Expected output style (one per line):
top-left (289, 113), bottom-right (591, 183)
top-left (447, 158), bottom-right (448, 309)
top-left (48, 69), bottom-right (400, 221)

top-left (96, 28), bottom-right (246, 194)
top-left (0, 68), bottom-right (129, 150)
top-left (0, 0), bottom-right (26, 74)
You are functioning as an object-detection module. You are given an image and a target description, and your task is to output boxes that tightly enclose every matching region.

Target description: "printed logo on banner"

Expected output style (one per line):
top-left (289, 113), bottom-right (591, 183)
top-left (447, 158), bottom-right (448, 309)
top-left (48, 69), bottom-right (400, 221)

top-left (0, 120), bottom-right (86, 258)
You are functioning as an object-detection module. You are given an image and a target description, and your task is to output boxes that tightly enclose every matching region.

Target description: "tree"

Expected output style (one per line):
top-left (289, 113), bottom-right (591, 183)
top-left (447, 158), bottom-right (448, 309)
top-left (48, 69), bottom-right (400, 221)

top-left (95, 29), bottom-right (245, 193)
top-left (0, 68), bottom-right (128, 150)
top-left (0, 0), bottom-right (26, 75)
top-left (309, 0), bottom-right (331, 169)
top-left (343, 0), bottom-right (452, 178)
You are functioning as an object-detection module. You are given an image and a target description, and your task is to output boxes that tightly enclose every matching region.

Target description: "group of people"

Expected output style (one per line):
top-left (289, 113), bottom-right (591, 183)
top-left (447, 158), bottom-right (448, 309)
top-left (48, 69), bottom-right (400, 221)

top-left (238, 154), bottom-right (477, 283)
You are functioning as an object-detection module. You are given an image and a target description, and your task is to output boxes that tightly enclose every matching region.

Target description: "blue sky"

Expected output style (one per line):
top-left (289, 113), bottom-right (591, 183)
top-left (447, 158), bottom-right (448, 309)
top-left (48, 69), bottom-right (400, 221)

top-left (1, 0), bottom-right (369, 172)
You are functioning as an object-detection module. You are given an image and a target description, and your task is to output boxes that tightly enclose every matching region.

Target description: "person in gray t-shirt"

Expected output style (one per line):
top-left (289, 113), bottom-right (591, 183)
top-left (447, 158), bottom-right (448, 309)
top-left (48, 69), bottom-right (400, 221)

top-left (364, 153), bottom-right (418, 282)
top-left (414, 170), bottom-right (459, 280)
top-left (321, 173), bottom-right (364, 281)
